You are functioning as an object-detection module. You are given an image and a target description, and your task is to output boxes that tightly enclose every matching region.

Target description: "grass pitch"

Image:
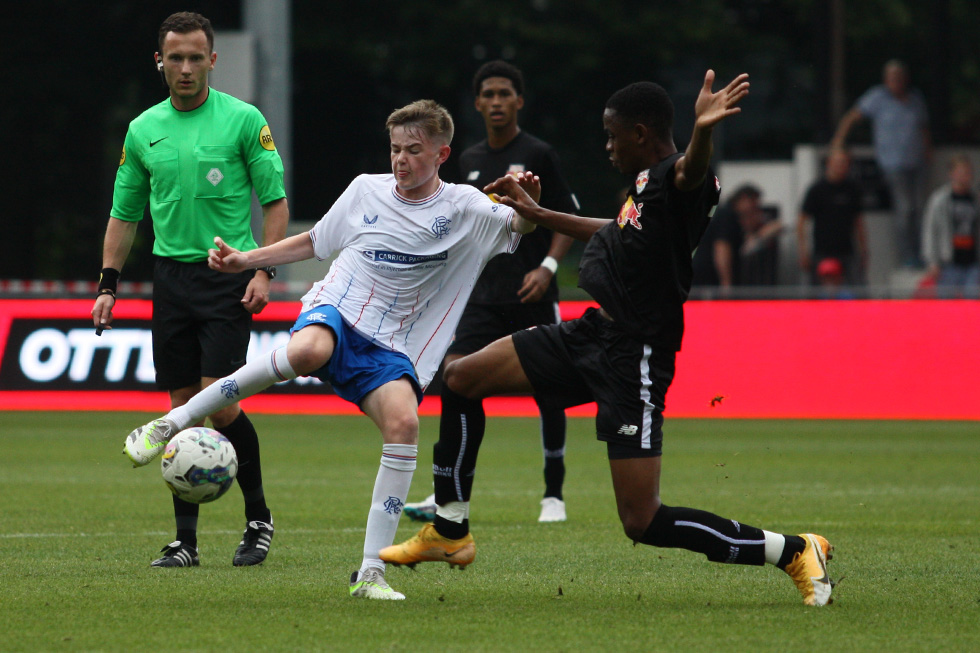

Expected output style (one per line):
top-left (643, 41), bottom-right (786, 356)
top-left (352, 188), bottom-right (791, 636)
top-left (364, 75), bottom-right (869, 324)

top-left (1, 412), bottom-right (978, 652)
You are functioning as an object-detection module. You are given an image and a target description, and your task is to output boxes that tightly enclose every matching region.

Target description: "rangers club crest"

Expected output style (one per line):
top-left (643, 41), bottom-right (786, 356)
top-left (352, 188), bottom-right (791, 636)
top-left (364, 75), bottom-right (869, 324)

top-left (430, 215), bottom-right (452, 239)
top-left (220, 379), bottom-right (240, 399)
top-left (383, 495), bottom-right (404, 515)
top-left (617, 196), bottom-right (643, 230)
top-left (635, 169), bottom-right (650, 194)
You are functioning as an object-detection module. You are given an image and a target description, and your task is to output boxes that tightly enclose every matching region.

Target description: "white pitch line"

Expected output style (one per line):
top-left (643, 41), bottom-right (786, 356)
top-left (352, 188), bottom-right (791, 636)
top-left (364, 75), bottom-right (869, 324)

top-left (0, 527), bottom-right (363, 539)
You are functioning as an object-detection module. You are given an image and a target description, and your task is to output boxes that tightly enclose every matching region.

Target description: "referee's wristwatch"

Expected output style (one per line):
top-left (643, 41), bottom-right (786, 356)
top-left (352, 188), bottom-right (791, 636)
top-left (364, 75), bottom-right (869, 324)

top-left (257, 266), bottom-right (277, 280)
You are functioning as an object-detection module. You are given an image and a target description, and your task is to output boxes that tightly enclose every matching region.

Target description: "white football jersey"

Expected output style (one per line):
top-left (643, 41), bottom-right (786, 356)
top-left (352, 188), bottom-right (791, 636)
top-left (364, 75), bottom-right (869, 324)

top-left (301, 174), bottom-right (520, 388)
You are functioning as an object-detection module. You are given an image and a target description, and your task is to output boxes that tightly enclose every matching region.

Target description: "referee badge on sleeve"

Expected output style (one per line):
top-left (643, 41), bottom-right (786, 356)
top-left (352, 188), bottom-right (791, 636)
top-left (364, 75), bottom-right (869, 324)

top-left (259, 125), bottom-right (276, 151)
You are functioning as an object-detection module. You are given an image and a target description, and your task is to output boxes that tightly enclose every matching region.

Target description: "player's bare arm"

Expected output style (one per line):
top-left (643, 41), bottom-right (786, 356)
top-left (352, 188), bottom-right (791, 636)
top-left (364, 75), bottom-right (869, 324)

top-left (487, 174), bottom-right (610, 242)
top-left (674, 70), bottom-right (749, 192)
top-left (91, 217), bottom-right (139, 330)
top-left (208, 232), bottom-right (314, 274)
top-left (241, 197), bottom-right (290, 314)
top-left (518, 229), bottom-right (574, 304)
top-left (517, 178), bottom-right (574, 302)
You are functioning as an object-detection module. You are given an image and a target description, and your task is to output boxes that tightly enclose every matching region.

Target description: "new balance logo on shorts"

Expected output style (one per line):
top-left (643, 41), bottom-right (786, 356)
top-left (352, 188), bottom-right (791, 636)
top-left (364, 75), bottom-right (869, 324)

top-left (617, 424), bottom-right (638, 436)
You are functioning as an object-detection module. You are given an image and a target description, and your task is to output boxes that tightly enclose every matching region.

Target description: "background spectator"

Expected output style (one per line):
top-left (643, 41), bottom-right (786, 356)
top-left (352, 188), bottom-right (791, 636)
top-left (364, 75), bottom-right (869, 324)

top-left (797, 148), bottom-right (869, 287)
top-left (815, 257), bottom-right (856, 299)
top-left (693, 184), bottom-right (782, 292)
top-left (832, 59), bottom-right (932, 269)
top-left (921, 154), bottom-right (980, 297)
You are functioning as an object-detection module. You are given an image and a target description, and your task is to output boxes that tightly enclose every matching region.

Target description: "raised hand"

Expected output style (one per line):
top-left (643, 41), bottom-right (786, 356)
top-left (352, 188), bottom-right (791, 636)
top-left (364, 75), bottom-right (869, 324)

top-left (694, 70), bottom-right (749, 130)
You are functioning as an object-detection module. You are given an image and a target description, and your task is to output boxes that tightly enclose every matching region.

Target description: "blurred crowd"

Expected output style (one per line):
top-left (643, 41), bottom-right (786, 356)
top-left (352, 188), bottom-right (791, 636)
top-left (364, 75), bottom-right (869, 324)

top-left (691, 60), bottom-right (980, 300)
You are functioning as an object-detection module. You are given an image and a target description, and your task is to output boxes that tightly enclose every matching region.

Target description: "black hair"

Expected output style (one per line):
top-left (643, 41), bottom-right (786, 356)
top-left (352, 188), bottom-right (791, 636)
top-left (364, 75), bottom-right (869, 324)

top-left (605, 82), bottom-right (674, 142)
top-left (472, 60), bottom-right (525, 97)
top-left (728, 184), bottom-right (762, 204)
top-left (159, 12), bottom-right (214, 52)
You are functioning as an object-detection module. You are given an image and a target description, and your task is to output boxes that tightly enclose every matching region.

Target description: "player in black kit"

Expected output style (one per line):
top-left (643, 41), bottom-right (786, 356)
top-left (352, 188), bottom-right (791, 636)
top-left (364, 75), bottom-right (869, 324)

top-left (404, 60), bottom-right (579, 524)
top-left (383, 70), bottom-right (836, 607)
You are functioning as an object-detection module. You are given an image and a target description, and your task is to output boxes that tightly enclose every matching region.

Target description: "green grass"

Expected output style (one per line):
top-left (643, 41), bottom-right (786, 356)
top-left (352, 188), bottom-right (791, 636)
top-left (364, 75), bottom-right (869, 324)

top-left (1, 412), bottom-right (978, 652)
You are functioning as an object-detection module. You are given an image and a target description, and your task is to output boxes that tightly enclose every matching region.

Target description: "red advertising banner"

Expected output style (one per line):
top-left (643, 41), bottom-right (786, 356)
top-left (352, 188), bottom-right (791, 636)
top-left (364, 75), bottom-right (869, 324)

top-left (0, 298), bottom-right (976, 419)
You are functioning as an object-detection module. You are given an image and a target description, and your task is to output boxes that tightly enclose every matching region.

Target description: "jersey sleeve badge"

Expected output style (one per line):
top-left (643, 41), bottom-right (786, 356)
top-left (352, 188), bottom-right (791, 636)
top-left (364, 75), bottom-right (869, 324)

top-left (119, 145), bottom-right (126, 166)
top-left (259, 125), bottom-right (276, 151)
top-left (635, 169), bottom-right (650, 194)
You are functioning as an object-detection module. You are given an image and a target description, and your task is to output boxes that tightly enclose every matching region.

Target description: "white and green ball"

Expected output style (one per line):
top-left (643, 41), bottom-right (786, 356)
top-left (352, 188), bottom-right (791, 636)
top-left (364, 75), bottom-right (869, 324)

top-left (161, 427), bottom-right (238, 504)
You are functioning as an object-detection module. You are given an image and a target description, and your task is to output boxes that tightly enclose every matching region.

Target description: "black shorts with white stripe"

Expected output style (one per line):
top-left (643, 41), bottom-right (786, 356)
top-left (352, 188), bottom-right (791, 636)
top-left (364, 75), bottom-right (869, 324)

top-left (512, 307), bottom-right (675, 457)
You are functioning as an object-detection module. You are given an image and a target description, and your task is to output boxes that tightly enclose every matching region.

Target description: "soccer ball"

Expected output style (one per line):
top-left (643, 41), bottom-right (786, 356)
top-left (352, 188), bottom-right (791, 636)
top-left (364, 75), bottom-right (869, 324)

top-left (160, 427), bottom-right (238, 504)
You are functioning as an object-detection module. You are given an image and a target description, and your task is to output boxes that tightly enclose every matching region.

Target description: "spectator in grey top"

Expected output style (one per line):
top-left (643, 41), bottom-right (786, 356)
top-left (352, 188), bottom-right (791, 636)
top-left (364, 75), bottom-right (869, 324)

top-left (921, 154), bottom-right (980, 297)
top-left (832, 60), bottom-right (932, 268)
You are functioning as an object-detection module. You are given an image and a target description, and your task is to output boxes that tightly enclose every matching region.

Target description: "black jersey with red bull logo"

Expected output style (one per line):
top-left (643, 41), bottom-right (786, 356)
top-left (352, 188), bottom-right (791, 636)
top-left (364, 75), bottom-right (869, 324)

top-left (577, 153), bottom-right (720, 350)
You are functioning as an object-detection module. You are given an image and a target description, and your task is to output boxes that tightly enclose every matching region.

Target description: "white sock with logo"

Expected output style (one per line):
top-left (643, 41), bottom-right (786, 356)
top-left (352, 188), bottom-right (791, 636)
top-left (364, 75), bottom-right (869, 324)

top-left (167, 347), bottom-right (297, 430)
top-left (359, 443), bottom-right (417, 576)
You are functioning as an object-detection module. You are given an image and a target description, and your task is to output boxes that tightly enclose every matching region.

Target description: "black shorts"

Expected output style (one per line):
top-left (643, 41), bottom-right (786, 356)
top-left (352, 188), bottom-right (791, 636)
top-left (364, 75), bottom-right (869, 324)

top-left (152, 257), bottom-right (253, 391)
top-left (512, 307), bottom-right (675, 457)
top-left (446, 301), bottom-right (560, 357)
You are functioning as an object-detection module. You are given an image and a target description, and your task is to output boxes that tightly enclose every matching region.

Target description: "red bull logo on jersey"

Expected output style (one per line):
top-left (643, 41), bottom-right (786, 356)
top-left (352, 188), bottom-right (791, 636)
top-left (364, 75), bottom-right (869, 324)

top-left (635, 169), bottom-right (650, 194)
top-left (617, 196), bottom-right (643, 230)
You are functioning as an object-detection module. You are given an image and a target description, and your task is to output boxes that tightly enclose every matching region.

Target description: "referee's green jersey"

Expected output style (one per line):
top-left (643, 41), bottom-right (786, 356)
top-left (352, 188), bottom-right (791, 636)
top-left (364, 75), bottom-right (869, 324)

top-left (111, 89), bottom-right (286, 262)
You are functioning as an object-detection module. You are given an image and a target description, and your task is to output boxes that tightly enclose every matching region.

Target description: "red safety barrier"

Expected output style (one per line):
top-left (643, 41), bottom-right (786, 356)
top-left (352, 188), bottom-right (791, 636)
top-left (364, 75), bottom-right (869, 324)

top-left (1, 298), bottom-right (977, 419)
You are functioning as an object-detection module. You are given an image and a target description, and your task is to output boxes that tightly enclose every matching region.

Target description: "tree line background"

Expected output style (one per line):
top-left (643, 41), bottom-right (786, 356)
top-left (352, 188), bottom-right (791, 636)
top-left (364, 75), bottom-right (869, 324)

top-left (5, 0), bottom-right (979, 282)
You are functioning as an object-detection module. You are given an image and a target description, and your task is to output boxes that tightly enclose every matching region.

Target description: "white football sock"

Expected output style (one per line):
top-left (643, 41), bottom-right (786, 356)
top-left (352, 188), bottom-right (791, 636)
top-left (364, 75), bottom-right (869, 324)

top-left (763, 530), bottom-right (786, 566)
top-left (360, 443), bottom-right (417, 574)
top-left (167, 347), bottom-right (297, 430)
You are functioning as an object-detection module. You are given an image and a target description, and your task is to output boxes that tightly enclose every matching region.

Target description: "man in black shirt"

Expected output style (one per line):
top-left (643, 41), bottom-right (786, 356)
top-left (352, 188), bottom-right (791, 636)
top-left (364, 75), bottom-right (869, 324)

top-left (797, 148), bottom-right (868, 286)
top-left (383, 71), bottom-right (835, 607)
top-left (404, 61), bottom-right (579, 524)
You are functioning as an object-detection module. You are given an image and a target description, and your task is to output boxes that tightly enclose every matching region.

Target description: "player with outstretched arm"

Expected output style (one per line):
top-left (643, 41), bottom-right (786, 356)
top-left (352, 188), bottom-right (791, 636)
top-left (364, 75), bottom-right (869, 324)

top-left (122, 99), bottom-right (535, 600)
top-left (382, 71), bottom-right (836, 607)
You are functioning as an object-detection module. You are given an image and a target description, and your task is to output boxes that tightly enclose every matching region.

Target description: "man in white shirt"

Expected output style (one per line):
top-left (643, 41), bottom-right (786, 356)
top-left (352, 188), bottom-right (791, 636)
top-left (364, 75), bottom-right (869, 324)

top-left (121, 99), bottom-right (535, 600)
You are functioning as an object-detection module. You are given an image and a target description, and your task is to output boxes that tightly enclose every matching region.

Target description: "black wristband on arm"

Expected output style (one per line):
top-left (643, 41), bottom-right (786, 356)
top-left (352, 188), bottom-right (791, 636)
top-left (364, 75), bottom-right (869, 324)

top-left (98, 268), bottom-right (120, 297)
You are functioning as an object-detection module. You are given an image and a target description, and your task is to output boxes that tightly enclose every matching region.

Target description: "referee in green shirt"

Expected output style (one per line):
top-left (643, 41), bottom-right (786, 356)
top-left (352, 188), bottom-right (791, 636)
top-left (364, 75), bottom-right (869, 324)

top-left (91, 12), bottom-right (289, 568)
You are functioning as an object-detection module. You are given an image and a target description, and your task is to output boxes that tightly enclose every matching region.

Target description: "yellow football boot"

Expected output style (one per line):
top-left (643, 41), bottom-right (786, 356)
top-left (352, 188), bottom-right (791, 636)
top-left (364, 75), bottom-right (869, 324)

top-left (784, 533), bottom-right (834, 606)
top-left (380, 523), bottom-right (475, 569)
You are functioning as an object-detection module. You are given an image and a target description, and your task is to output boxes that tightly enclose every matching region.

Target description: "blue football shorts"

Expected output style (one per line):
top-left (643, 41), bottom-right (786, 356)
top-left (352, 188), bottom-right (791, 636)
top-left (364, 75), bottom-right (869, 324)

top-left (290, 305), bottom-right (423, 408)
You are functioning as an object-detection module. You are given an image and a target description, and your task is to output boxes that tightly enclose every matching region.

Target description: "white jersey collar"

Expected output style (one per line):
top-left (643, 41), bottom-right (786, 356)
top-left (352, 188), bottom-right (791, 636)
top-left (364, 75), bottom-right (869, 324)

top-left (391, 180), bottom-right (446, 205)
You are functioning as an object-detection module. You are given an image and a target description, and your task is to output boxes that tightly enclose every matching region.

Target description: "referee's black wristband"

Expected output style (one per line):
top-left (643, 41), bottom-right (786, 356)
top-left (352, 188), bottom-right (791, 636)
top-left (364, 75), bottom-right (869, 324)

top-left (98, 267), bottom-right (120, 296)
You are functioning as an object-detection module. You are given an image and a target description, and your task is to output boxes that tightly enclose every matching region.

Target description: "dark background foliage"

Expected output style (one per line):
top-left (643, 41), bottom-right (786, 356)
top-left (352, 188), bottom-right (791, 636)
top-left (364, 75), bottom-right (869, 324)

top-left (5, 0), bottom-right (978, 280)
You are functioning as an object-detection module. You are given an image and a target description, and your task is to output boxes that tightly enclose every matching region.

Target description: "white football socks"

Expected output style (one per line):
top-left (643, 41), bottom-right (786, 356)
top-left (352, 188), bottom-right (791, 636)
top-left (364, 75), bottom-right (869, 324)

top-left (360, 443), bottom-right (417, 575)
top-left (167, 347), bottom-right (297, 430)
